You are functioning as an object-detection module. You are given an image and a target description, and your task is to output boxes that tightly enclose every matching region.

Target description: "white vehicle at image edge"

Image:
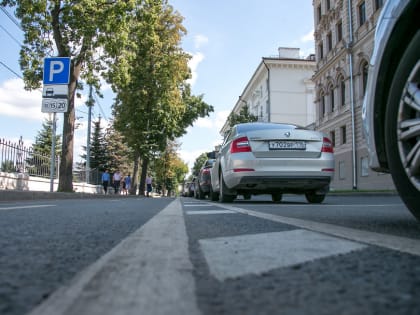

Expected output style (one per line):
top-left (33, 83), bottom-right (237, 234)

top-left (209, 122), bottom-right (335, 203)
top-left (362, 0), bottom-right (420, 220)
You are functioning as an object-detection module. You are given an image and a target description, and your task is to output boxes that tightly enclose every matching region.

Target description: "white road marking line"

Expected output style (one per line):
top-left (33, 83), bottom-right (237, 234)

top-left (0, 204), bottom-right (55, 211)
top-left (199, 229), bottom-right (367, 281)
top-left (184, 204), bottom-right (215, 207)
top-left (216, 204), bottom-right (420, 257)
top-left (28, 199), bottom-right (200, 315)
top-left (187, 210), bottom-right (236, 215)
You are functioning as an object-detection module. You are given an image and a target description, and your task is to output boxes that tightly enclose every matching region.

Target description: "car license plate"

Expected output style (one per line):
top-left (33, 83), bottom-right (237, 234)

top-left (268, 141), bottom-right (306, 150)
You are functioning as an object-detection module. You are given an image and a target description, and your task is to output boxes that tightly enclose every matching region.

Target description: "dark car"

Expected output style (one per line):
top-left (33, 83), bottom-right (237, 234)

top-left (195, 159), bottom-right (215, 199)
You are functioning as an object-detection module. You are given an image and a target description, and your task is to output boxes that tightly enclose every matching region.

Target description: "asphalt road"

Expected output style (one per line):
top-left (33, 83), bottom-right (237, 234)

top-left (1, 194), bottom-right (419, 315)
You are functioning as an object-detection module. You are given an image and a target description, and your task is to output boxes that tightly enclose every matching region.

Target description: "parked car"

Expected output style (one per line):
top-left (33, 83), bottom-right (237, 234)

top-left (210, 122), bottom-right (335, 203)
top-left (362, 0), bottom-right (420, 220)
top-left (194, 159), bottom-right (215, 199)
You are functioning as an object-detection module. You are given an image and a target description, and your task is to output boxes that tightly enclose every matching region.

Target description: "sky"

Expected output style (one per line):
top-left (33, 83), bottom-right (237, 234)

top-left (0, 1), bottom-right (315, 174)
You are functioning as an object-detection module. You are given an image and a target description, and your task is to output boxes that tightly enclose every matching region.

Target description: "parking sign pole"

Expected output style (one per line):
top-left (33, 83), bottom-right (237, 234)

top-left (49, 113), bottom-right (57, 192)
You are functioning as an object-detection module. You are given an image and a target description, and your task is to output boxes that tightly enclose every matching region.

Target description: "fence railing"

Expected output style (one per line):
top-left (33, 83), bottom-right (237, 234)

top-left (0, 138), bottom-right (59, 179)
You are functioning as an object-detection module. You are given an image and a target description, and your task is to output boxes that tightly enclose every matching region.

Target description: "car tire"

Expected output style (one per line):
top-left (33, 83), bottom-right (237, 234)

top-left (219, 172), bottom-right (234, 203)
top-left (305, 192), bottom-right (326, 204)
top-left (198, 185), bottom-right (205, 200)
top-left (210, 185), bottom-right (219, 201)
top-left (271, 193), bottom-right (282, 203)
top-left (385, 30), bottom-right (420, 220)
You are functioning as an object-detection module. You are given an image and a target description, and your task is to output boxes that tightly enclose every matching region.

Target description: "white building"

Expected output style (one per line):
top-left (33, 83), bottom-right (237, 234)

top-left (221, 47), bottom-right (316, 135)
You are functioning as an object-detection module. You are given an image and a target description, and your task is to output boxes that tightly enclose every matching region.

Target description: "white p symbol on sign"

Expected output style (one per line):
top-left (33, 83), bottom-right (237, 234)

top-left (49, 61), bottom-right (64, 82)
top-left (43, 57), bottom-right (70, 85)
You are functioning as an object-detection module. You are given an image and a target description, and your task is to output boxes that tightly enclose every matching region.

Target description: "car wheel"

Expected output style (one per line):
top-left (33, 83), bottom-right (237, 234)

top-left (219, 172), bottom-right (234, 203)
top-left (209, 185), bottom-right (219, 201)
top-left (385, 30), bottom-right (420, 220)
top-left (305, 192), bottom-right (326, 204)
top-left (271, 193), bottom-right (283, 203)
top-left (198, 185), bottom-right (205, 200)
top-left (243, 194), bottom-right (251, 200)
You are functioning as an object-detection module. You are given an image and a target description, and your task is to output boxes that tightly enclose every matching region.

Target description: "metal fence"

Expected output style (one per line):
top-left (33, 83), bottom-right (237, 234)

top-left (0, 138), bottom-right (58, 179)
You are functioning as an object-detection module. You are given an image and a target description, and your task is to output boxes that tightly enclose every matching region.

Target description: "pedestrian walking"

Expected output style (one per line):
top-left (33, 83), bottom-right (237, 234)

top-left (124, 174), bottom-right (131, 195)
top-left (113, 170), bottom-right (122, 194)
top-left (102, 170), bottom-right (110, 194)
top-left (146, 174), bottom-right (153, 197)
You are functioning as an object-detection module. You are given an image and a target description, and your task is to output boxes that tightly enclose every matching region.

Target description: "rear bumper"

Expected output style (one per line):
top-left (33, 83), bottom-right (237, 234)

top-left (235, 176), bottom-right (331, 192)
top-left (226, 174), bottom-right (332, 194)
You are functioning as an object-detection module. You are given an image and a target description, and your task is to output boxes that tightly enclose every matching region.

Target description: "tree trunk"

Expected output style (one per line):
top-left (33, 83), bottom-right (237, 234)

top-left (58, 63), bottom-right (80, 192)
top-left (139, 158), bottom-right (148, 196)
top-left (130, 152), bottom-right (140, 195)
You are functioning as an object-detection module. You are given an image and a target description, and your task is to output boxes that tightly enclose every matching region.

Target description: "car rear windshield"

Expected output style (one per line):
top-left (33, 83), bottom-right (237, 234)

top-left (236, 123), bottom-right (305, 133)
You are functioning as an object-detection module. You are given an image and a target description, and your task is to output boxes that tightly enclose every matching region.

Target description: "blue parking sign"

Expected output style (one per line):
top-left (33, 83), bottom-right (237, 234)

top-left (43, 57), bottom-right (71, 85)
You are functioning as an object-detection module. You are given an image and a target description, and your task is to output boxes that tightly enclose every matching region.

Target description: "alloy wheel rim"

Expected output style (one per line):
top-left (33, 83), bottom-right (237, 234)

top-left (397, 60), bottom-right (420, 191)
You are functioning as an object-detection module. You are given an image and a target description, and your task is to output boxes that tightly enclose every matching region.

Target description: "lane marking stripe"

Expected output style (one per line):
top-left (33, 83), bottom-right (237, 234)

top-left (187, 210), bottom-right (236, 215)
top-left (215, 203), bottom-right (420, 257)
top-left (28, 199), bottom-right (200, 315)
top-left (0, 205), bottom-right (55, 210)
top-left (200, 229), bottom-right (367, 281)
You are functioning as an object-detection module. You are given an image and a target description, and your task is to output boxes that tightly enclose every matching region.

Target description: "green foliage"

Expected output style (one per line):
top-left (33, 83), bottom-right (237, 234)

top-left (228, 104), bottom-right (258, 128)
top-left (1, 0), bottom-right (138, 191)
top-left (32, 118), bottom-right (61, 157)
top-left (110, 0), bottom-right (213, 163)
top-left (153, 141), bottom-right (188, 195)
top-left (1, 160), bottom-right (15, 172)
top-left (192, 152), bottom-right (208, 176)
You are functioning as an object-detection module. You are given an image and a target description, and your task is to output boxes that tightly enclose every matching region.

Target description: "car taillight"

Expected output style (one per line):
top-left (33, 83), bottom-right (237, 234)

top-left (230, 136), bottom-right (252, 153)
top-left (321, 137), bottom-right (334, 153)
top-left (202, 168), bottom-right (210, 175)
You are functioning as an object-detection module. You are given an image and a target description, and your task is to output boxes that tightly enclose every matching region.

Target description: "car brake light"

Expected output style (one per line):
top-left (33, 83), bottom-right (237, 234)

top-left (231, 136), bottom-right (252, 153)
top-left (321, 137), bottom-right (334, 153)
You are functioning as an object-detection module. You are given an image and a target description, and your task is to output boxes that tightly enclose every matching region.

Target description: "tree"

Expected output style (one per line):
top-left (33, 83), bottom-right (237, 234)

top-left (192, 152), bottom-right (208, 176)
top-left (109, 0), bottom-right (213, 194)
top-left (1, 0), bottom-right (136, 191)
top-left (103, 122), bottom-right (133, 176)
top-left (80, 117), bottom-right (108, 171)
top-left (228, 104), bottom-right (258, 128)
top-left (32, 118), bottom-right (62, 156)
top-left (26, 117), bottom-right (61, 177)
top-left (153, 141), bottom-right (188, 196)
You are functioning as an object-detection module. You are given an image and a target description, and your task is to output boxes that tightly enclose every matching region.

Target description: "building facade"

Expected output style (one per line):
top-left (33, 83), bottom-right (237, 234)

top-left (221, 47), bottom-right (316, 135)
top-left (312, 0), bottom-right (394, 190)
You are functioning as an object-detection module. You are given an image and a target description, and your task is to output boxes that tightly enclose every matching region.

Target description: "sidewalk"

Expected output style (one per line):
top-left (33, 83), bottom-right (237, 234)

top-left (0, 190), bottom-right (137, 202)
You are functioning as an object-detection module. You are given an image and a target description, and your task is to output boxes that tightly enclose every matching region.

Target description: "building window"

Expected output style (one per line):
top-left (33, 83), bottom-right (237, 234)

top-left (326, 0), bottom-right (331, 10)
top-left (317, 5), bottom-right (322, 24)
top-left (327, 32), bottom-right (332, 53)
top-left (337, 21), bottom-right (343, 42)
top-left (341, 125), bottom-right (347, 144)
top-left (361, 156), bottom-right (369, 177)
top-left (318, 42), bottom-right (324, 60)
top-left (339, 76), bottom-right (346, 106)
top-left (361, 60), bottom-right (369, 96)
top-left (330, 84), bottom-right (335, 112)
top-left (320, 91), bottom-right (326, 117)
top-left (375, 0), bottom-right (384, 11)
top-left (339, 161), bottom-right (346, 180)
top-left (330, 130), bottom-right (336, 147)
top-left (358, 1), bottom-right (366, 26)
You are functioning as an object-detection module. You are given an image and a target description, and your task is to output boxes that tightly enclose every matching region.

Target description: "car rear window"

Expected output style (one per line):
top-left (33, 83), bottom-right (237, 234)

top-left (236, 123), bottom-right (305, 133)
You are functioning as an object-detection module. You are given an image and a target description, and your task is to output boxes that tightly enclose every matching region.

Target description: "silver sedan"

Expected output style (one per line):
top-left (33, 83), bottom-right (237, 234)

top-left (209, 122), bottom-right (335, 203)
top-left (362, 0), bottom-right (419, 220)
